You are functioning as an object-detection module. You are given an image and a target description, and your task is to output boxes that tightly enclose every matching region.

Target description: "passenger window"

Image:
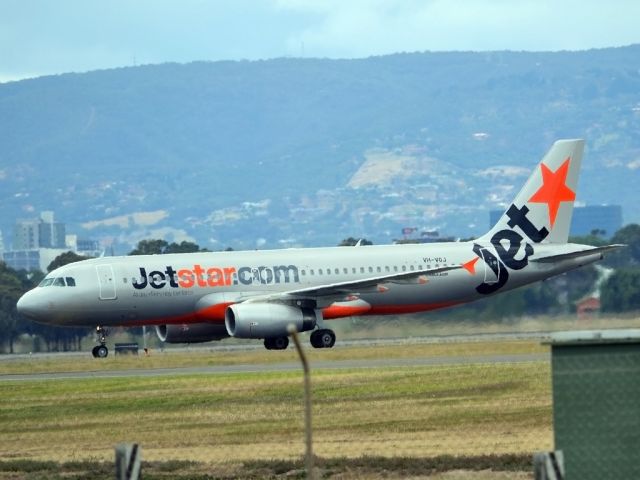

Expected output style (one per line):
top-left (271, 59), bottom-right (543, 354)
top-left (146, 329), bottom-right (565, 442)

top-left (394, 266), bottom-right (398, 272)
top-left (385, 266), bottom-right (390, 272)
top-left (402, 266), bottom-right (407, 272)
top-left (376, 266), bottom-right (381, 273)
top-left (301, 270), bottom-right (306, 276)
top-left (335, 268), bottom-right (339, 275)
top-left (53, 277), bottom-right (66, 286)
top-left (410, 265), bottom-right (415, 271)
top-left (368, 267), bottom-right (373, 273)
top-left (352, 267), bottom-right (356, 274)
top-left (343, 268), bottom-right (348, 274)
top-left (318, 269), bottom-right (323, 275)
top-left (310, 269), bottom-right (314, 275)
top-left (360, 267), bottom-right (365, 273)
top-left (66, 277), bottom-right (76, 287)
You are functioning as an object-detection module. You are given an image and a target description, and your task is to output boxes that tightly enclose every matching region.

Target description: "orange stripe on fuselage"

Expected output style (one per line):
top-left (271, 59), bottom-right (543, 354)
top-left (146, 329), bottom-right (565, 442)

top-left (323, 304), bottom-right (371, 319)
top-left (120, 300), bottom-right (463, 327)
top-left (120, 303), bottom-right (230, 327)
top-left (365, 301), bottom-right (461, 316)
top-left (323, 301), bottom-right (462, 319)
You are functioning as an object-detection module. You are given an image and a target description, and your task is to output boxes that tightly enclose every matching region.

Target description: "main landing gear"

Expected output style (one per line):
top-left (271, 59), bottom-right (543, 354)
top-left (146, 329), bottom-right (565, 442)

top-left (91, 326), bottom-right (109, 358)
top-left (310, 329), bottom-right (336, 349)
top-left (263, 328), bottom-right (336, 350)
top-left (264, 336), bottom-right (289, 350)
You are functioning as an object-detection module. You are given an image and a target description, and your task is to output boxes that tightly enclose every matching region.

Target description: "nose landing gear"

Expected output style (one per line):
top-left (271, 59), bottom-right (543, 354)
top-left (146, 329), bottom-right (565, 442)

top-left (91, 326), bottom-right (109, 358)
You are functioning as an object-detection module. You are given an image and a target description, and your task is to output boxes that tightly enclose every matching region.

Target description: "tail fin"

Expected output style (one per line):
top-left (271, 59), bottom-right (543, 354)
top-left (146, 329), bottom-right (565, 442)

top-left (479, 139), bottom-right (584, 244)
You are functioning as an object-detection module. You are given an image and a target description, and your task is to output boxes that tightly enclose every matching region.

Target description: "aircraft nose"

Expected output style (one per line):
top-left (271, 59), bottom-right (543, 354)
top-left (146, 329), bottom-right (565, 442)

top-left (17, 290), bottom-right (48, 322)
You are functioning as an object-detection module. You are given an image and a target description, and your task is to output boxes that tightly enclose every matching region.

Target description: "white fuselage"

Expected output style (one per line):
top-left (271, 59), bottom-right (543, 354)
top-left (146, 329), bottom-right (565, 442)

top-left (17, 240), bottom-right (601, 329)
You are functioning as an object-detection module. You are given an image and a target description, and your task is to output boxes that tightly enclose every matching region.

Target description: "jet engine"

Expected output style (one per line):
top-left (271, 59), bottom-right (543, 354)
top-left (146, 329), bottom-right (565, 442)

top-left (155, 323), bottom-right (229, 343)
top-left (225, 303), bottom-right (320, 339)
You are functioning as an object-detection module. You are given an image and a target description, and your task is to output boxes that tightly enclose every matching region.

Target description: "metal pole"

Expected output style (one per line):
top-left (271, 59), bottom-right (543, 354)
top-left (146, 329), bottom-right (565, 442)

top-left (287, 324), bottom-right (315, 480)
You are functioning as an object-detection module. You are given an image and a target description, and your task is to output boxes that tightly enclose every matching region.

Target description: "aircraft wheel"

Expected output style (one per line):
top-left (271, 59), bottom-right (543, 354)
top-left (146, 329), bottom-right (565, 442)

top-left (91, 346), bottom-right (99, 358)
top-left (96, 345), bottom-right (109, 358)
top-left (265, 336), bottom-right (288, 350)
top-left (272, 336), bottom-right (289, 350)
top-left (311, 329), bottom-right (336, 349)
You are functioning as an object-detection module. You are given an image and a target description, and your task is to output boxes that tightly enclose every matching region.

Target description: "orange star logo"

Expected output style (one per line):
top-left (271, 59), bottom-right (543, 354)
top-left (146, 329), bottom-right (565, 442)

top-left (528, 157), bottom-right (576, 227)
top-left (462, 257), bottom-right (479, 275)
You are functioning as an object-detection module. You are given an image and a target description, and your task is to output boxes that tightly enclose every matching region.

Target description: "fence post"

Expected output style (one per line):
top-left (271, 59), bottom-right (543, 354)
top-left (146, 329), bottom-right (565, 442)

top-left (115, 443), bottom-right (141, 480)
top-left (287, 325), bottom-right (315, 480)
top-left (533, 451), bottom-right (564, 480)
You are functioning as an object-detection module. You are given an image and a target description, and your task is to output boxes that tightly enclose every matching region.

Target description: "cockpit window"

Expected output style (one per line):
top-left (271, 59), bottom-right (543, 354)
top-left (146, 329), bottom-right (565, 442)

top-left (38, 276), bottom-right (77, 287)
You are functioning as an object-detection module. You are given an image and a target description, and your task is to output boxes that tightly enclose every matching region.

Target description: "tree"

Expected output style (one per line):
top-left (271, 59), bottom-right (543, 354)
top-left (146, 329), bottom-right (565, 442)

top-left (569, 234), bottom-right (607, 247)
top-left (129, 239), bottom-right (170, 255)
top-left (129, 239), bottom-right (206, 255)
top-left (165, 240), bottom-right (205, 253)
top-left (0, 263), bottom-right (28, 353)
top-left (564, 265), bottom-right (600, 304)
top-left (600, 268), bottom-right (640, 312)
top-left (605, 223), bottom-right (640, 268)
top-left (47, 251), bottom-right (92, 272)
top-left (338, 237), bottom-right (373, 246)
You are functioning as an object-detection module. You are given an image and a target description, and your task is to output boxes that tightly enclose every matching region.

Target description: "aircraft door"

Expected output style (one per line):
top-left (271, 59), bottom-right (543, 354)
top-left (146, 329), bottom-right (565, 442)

top-left (96, 265), bottom-right (117, 300)
top-left (478, 247), bottom-right (500, 284)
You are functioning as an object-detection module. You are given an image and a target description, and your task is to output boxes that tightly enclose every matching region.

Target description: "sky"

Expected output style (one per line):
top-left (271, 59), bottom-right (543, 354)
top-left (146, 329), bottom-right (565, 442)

top-left (2, 0), bottom-right (640, 83)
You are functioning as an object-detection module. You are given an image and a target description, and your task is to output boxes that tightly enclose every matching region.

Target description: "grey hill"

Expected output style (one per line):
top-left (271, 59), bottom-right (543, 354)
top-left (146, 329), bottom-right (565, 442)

top-left (1, 46), bottom-right (639, 251)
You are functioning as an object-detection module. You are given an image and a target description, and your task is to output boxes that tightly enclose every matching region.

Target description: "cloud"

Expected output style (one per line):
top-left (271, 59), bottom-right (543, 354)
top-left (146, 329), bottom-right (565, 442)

top-left (1, 0), bottom-right (640, 81)
top-left (278, 0), bottom-right (640, 56)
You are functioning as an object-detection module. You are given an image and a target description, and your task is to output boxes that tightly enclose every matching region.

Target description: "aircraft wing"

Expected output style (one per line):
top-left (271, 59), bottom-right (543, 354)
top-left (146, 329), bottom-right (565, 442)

top-left (244, 264), bottom-right (462, 303)
top-left (531, 244), bottom-right (626, 263)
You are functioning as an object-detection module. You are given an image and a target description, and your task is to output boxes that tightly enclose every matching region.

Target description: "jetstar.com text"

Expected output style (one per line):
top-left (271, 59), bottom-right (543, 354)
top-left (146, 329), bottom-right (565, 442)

top-left (132, 265), bottom-right (300, 290)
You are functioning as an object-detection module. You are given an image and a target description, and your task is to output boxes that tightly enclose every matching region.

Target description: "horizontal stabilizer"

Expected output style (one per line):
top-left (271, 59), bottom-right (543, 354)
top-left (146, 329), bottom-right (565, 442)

top-left (531, 244), bottom-right (626, 263)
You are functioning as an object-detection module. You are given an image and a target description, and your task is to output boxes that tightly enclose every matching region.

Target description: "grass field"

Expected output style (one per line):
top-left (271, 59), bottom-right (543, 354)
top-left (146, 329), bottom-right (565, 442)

top-left (0, 341), bottom-right (550, 478)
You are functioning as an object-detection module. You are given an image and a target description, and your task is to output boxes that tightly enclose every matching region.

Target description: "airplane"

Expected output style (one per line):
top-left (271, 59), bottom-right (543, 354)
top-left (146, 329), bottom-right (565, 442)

top-left (17, 139), bottom-right (624, 357)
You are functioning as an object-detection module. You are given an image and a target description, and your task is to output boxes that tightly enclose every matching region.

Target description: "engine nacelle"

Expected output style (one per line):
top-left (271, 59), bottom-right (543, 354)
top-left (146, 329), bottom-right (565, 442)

top-left (155, 323), bottom-right (229, 343)
top-left (225, 303), bottom-right (320, 339)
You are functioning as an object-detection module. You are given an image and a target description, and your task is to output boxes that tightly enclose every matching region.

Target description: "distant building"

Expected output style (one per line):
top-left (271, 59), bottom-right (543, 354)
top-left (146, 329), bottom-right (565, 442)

top-left (76, 238), bottom-right (103, 257)
top-left (12, 211), bottom-right (66, 250)
top-left (489, 205), bottom-right (623, 239)
top-left (2, 250), bottom-right (40, 271)
top-left (570, 205), bottom-right (623, 237)
top-left (3, 211), bottom-right (97, 272)
top-left (576, 296), bottom-right (600, 319)
top-left (12, 221), bottom-right (39, 250)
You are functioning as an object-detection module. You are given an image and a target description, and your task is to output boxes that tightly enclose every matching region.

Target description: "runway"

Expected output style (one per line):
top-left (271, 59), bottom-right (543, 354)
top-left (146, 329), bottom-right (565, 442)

top-left (0, 352), bottom-right (548, 381)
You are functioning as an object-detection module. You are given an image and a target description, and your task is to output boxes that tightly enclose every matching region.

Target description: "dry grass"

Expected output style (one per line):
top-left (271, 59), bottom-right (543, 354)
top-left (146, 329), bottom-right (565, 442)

top-left (0, 346), bottom-right (551, 465)
top-left (0, 455), bottom-right (534, 479)
top-left (334, 313), bottom-right (640, 340)
top-left (0, 340), bottom-right (547, 375)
